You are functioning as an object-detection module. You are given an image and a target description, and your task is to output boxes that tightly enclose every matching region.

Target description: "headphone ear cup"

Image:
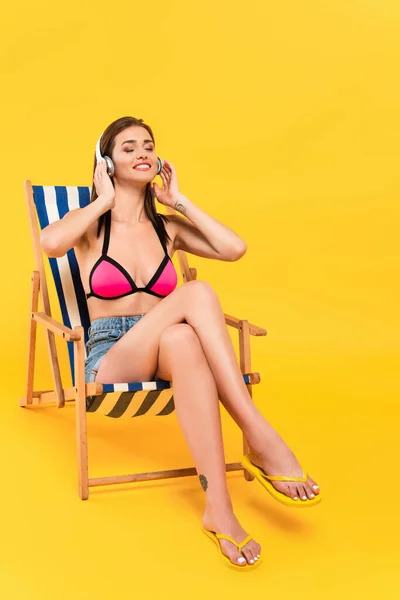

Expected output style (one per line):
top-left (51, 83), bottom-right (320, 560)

top-left (104, 156), bottom-right (115, 177)
top-left (157, 157), bottom-right (163, 175)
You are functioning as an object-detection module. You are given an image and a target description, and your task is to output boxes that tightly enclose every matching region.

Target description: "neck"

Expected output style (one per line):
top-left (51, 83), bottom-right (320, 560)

top-left (111, 178), bottom-right (150, 223)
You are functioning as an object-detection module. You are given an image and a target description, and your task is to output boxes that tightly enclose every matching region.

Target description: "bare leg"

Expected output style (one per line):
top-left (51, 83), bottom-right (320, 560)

top-left (96, 280), bottom-right (320, 502)
top-left (158, 282), bottom-right (320, 502)
top-left (155, 323), bottom-right (261, 567)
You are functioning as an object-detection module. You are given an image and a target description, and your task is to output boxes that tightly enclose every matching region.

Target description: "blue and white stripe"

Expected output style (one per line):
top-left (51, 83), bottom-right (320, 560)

top-left (34, 185), bottom-right (92, 385)
top-left (102, 381), bottom-right (172, 392)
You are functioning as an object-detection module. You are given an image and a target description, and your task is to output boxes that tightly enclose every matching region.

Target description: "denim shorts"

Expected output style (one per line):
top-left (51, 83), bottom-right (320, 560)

top-left (84, 315), bottom-right (146, 384)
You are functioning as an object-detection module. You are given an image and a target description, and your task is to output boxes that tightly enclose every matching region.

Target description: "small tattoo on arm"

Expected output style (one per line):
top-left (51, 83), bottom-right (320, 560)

top-left (174, 201), bottom-right (187, 216)
top-left (199, 474), bottom-right (208, 491)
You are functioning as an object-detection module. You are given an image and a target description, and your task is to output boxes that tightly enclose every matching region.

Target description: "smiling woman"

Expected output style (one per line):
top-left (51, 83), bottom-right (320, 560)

top-left (83, 118), bottom-right (180, 304)
top-left (91, 117), bottom-right (168, 243)
top-left (38, 114), bottom-right (320, 569)
top-left (125, 139), bottom-right (157, 171)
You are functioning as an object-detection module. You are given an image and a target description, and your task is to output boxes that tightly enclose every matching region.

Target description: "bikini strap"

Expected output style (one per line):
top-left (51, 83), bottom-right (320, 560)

top-left (152, 217), bottom-right (169, 255)
top-left (103, 211), bottom-right (168, 257)
top-left (102, 210), bottom-right (111, 255)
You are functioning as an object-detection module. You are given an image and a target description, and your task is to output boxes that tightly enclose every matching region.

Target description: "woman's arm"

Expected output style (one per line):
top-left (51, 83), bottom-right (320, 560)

top-left (41, 160), bottom-right (115, 258)
top-left (169, 194), bottom-right (247, 261)
top-left (154, 160), bottom-right (247, 261)
top-left (40, 194), bottom-right (112, 258)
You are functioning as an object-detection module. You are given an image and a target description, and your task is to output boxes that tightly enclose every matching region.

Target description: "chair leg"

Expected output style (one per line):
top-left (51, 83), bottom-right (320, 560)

top-left (239, 319), bottom-right (255, 482)
top-left (20, 270), bottom-right (66, 409)
top-left (22, 271), bottom-right (40, 406)
top-left (46, 330), bottom-right (65, 409)
top-left (74, 326), bottom-right (89, 500)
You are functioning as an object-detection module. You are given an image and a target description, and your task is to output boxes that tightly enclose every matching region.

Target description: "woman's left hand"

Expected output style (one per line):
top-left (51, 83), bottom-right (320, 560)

top-left (152, 160), bottom-right (181, 208)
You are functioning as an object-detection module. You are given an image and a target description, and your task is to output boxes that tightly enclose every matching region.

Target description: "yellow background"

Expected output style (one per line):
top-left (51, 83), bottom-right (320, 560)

top-left (1, 0), bottom-right (399, 598)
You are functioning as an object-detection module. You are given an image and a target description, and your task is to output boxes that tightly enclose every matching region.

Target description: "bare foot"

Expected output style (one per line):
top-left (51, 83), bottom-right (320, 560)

top-left (249, 443), bottom-right (320, 503)
top-left (202, 504), bottom-right (261, 567)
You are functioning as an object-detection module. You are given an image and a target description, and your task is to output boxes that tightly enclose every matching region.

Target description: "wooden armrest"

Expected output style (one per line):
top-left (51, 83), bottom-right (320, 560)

top-left (32, 312), bottom-right (81, 342)
top-left (224, 313), bottom-right (267, 336)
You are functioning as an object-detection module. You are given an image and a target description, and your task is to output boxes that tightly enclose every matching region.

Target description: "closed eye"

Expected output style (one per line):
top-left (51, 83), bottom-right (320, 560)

top-left (125, 147), bottom-right (154, 152)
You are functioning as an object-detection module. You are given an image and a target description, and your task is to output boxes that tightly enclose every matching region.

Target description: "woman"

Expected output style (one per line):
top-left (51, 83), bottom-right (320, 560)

top-left (40, 116), bottom-right (321, 570)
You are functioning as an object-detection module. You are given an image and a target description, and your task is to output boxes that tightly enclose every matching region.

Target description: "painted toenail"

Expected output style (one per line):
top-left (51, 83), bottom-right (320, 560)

top-left (302, 495), bottom-right (307, 500)
top-left (249, 559), bottom-right (254, 564)
top-left (237, 557), bottom-right (246, 563)
top-left (310, 493), bottom-right (315, 498)
top-left (313, 485), bottom-right (319, 489)
top-left (293, 496), bottom-right (298, 500)
top-left (254, 557), bottom-right (258, 561)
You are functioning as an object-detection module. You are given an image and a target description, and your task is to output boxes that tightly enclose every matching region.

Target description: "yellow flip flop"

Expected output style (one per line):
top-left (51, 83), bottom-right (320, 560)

top-left (202, 528), bottom-right (262, 571)
top-left (241, 454), bottom-right (322, 508)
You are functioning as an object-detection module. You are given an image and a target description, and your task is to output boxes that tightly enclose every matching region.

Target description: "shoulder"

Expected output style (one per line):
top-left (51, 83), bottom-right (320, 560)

top-left (157, 212), bottom-right (181, 250)
top-left (162, 212), bottom-right (185, 237)
top-left (163, 212), bottom-right (197, 251)
top-left (74, 210), bottom-right (102, 252)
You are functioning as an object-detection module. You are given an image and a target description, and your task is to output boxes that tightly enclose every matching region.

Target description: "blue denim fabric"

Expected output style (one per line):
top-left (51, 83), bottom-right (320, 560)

top-left (84, 315), bottom-right (146, 384)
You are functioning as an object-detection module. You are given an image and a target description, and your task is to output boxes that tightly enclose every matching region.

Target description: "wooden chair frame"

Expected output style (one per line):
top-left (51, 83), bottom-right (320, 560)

top-left (20, 180), bottom-right (267, 500)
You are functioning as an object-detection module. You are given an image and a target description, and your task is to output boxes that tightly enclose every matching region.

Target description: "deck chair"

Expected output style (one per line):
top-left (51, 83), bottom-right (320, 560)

top-left (20, 180), bottom-right (267, 500)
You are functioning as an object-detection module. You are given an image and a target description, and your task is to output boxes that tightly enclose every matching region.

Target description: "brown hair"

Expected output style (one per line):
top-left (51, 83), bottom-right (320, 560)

top-left (90, 116), bottom-right (171, 248)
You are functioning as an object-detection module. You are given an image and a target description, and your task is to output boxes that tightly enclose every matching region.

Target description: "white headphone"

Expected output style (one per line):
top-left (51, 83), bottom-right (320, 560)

top-left (95, 130), bottom-right (163, 177)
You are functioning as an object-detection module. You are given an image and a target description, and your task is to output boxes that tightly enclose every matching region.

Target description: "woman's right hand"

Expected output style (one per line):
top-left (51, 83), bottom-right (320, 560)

top-left (94, 159), bottom-right (115, 208)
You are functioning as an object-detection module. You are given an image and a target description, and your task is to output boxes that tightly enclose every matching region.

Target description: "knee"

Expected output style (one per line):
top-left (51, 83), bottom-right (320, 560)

top-left (184, 280), bottom-right (220, 306)
top-left (159, 323), bottom-right (200, 352)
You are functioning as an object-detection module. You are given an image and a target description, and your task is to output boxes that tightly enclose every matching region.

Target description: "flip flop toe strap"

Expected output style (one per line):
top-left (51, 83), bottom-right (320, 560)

top-left (245, 457), bottom-right (307, 483)
top-left (262, 471), bottom-right (307, 483)
top-left (215, 533), bottom-right (253, 551)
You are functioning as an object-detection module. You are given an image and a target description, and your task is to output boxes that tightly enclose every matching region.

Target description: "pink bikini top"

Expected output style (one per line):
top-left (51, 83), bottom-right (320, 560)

top-left (86, 210), bottom-right (178, 300)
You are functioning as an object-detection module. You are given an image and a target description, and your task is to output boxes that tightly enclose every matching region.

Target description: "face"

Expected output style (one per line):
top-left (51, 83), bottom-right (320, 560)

top-left (111, 125), bottom-right (157, 181)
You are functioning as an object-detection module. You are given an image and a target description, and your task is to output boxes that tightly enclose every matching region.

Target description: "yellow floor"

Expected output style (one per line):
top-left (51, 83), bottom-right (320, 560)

top-left (1, 351), bottom-right (399, 599)
top-left (2, 0), bottom-right (399, 596)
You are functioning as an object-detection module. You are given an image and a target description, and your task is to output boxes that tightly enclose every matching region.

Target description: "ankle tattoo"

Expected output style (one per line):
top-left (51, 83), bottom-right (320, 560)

top-left (199, 474), bottom-right (208, 491)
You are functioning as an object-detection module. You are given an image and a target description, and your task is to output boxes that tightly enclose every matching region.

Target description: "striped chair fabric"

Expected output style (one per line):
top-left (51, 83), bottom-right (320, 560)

top-left (33, 185), bottom-right (253, 417)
